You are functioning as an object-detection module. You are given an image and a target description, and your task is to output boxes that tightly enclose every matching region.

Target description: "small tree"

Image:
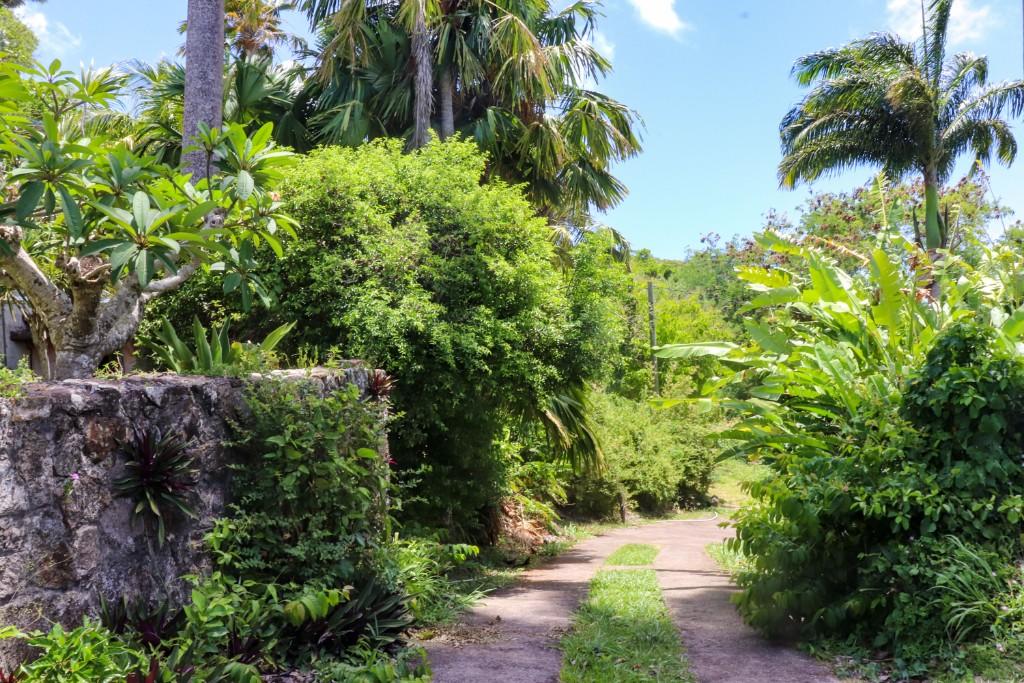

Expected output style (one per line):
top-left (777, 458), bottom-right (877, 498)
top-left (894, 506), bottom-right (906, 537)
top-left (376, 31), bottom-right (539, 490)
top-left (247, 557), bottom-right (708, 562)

top-left (0, 61), bottom-right (295, 379)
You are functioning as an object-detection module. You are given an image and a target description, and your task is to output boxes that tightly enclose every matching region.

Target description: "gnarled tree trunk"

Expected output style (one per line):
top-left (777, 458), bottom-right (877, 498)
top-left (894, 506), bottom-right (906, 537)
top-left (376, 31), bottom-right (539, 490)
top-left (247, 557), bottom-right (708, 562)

top-left (0, 225), bottom-right (202, 380)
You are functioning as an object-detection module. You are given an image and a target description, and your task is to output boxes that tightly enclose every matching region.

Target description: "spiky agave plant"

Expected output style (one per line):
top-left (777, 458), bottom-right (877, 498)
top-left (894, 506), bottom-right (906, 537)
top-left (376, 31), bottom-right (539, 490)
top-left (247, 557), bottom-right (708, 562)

top-left (114, 428), bottom-right (198, 546)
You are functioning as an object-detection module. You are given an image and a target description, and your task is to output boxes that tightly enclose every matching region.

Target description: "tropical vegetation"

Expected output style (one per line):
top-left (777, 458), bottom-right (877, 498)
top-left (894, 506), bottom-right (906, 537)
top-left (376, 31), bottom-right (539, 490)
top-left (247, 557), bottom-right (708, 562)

top-left (780, 0), bottom-right (1024, 253)
top-left (5, 0), bottom-right (1024, 679)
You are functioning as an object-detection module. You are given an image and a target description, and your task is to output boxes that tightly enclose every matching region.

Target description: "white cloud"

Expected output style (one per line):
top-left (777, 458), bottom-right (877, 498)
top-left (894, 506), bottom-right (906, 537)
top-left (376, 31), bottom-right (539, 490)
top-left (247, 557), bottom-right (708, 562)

top-left (591, 30), bottom-right (615, 62)
top-left (627, 0), bottom-right (691, 38)
top-left (13, 7), bottom-right (82, 59)
top-left (886, 0), bottom-right (993, 45)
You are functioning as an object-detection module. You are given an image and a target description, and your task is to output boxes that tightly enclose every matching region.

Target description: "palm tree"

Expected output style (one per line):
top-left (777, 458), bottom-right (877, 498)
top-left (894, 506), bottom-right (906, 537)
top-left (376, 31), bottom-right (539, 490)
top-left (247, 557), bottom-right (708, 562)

top-left (300, 0), bottom-right (640, 220)
top-left (132, 56), bottom-right (310, 165)
top-left (226, 0), bottom-right (306, 58)
top-left (183, 0), bottom-right (226, 178)
top-left (300, 1), bottom-right (429, 148)
top-left (780, 0), bottom-right (1024, 251)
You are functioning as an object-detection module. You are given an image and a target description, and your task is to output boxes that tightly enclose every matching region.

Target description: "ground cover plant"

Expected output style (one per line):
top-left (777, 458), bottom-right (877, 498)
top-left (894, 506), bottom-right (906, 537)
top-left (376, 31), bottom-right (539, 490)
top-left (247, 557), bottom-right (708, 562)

top-left (560, 569), bottom-right (692, 683)
top-left (605, 544), bottom-right (660, 567)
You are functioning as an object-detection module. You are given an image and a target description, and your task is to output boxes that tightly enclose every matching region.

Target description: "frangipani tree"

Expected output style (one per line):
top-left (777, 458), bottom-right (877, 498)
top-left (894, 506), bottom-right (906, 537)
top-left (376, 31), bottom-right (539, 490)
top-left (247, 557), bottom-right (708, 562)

top-left (0, 61), bottom-right (295, 379)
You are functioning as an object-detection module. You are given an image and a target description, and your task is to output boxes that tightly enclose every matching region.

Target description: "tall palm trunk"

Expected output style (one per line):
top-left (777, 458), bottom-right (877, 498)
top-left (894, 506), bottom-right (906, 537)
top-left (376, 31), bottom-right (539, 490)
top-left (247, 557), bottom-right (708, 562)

top-left (410, 0), bottom-right (433, 149)
top-left (923, 164), bottom-right (942, 250)
top-left (438, 66), bottom-right (454, 139)
top-left (183, 0), bottom-right (226, 179)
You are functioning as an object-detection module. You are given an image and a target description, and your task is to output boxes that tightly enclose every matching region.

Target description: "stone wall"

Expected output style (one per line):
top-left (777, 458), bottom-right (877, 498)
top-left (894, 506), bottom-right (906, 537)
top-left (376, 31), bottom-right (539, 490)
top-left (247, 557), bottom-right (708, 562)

top-left (0, 367), bottom-right (380, 668)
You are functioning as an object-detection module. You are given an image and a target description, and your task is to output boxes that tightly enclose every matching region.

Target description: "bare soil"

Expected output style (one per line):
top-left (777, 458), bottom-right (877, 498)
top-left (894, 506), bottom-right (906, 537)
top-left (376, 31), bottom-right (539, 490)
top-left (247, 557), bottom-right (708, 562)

top-left (422, 518), bottom-right (839, 683)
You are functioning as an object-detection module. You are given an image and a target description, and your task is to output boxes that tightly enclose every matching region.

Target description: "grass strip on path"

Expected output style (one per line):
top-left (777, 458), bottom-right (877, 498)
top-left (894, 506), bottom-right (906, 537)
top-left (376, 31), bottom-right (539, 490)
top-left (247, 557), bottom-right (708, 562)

top-left (605, 543), bottom-right (659, 566)
top-left (560, 569), bottom-right (693, 682)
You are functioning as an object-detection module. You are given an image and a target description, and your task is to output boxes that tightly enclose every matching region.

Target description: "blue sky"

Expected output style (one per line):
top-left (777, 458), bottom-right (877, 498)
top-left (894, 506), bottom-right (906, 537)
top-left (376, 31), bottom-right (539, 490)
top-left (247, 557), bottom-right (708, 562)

top-left (13, 0), bottom-right (1024, 259)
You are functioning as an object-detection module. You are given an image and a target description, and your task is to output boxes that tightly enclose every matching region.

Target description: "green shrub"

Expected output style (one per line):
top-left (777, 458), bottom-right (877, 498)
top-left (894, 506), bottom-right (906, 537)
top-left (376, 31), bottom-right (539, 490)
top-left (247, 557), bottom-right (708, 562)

top-left (146, 140), bottom-right (634, 537)
top-left (1, 621), bottom-right (148, 683)
top-left (731, 322), bottom-right (1024, 671)
top-left (142, 317), bottom-right (294, 376)
top-left (210, 378), bottom-right (390, 587)
top-left (566, 390), bottom-right (716, 518)
top-left (375, 539), bottom-right (481, 624)
top-left (0, 358), bottom-right (35, 398)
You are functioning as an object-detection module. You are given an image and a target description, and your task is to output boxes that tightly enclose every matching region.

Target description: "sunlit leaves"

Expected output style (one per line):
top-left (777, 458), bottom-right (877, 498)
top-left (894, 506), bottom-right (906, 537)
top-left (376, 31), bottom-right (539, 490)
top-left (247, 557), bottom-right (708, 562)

top-left (0, 57), bottom-right (296, 306)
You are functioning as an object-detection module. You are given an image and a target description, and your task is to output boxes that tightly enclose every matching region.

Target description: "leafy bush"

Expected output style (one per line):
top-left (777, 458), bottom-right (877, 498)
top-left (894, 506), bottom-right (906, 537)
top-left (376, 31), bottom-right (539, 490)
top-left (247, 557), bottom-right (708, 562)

top-left (658, 233), bottom-right (1024, 673)
top-left (173, 574), bottom-right (281, 677)
top-left (147, 140), bottom-right (634, 536)
top-left (375, 538), bottom-right (481, 624)
top-left (1, 621), bottom-right (148, 683)
top-left (314, 642), bottom-right (430, 682)
top-left (210, 378), bottom-right (390, 587)
top-left (283, 577), bottom-right (412, 654)
top-left (98, 594), bottom-right (184, 649)
top-left (733, 322), bottom-right (1024, 669)
top-left (566, 389), bottom-right (716, 518)
top-left (0, 358), bottom-right (35, 399)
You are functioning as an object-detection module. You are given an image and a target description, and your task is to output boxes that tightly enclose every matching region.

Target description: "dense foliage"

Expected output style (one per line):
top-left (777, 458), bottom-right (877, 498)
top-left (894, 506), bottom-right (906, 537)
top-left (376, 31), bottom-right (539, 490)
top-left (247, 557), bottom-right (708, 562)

top-left (2, 377), bottom-right (437, 681)
top-left (301, 0), bottom-right (642, 220)
top-left (567, 390), bottom-right (715, 518)
top-left (0, 8), bottom-right (36, 64)
top-left (0, 61), bottom-right (296, 378)
top-left (661, 226), bottom-right (1024, 675)
top-left (211, 379), bottom-right (390, 586)
top-left (148, 139), bottom-right (635, 537)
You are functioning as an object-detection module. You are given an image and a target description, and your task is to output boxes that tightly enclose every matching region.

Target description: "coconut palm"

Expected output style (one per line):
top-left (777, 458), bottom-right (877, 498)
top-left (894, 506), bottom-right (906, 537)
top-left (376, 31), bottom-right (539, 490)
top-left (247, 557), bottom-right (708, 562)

top-left (780, 0), bottom-right (1024, 251)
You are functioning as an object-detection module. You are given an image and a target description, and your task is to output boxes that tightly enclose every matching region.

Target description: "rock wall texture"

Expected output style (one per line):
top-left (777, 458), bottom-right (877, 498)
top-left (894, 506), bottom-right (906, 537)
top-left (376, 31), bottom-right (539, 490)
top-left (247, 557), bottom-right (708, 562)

top-left (0, 367), bottom-right (380, 668)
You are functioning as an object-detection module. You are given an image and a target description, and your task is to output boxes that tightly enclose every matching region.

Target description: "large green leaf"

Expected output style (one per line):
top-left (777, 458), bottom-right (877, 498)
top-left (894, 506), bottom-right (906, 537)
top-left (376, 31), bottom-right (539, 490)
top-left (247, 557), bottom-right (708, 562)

top-left (655, 342), bottom-right (739, 360)
top-left (869, 248), bottom-right (903, 334)
top-left (15, 181), bottom-right (45, 221)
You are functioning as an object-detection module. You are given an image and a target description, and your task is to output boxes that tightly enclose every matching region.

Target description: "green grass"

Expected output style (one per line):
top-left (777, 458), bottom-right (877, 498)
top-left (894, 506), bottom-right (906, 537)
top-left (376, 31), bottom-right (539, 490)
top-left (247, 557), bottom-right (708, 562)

top-left (560, 570), bottom-right (694, 682)
top-left (705, 542), bottom-right (752, 577)
top-left (606, 544), bottom-right (660, 566)
top-left (709, 458), bottom-right (772, 508)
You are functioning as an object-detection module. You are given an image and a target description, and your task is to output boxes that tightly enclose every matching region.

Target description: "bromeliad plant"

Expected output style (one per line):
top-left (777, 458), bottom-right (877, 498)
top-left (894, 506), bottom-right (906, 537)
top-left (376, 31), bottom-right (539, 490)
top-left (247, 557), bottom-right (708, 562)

top-left (114, 427), bottom-right (198, 547)
top-left (0, 60), bottom-right (296, 379)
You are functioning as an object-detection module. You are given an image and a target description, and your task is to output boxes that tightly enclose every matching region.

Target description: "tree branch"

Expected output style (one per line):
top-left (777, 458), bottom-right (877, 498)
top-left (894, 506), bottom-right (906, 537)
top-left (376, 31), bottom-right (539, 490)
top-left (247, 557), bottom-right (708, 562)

top-left (63, 255), bottom-right (109, 340)
top-left (141, 257), bottom-right (201, 302)
top-left (0, 225), bottom-right (71, 330)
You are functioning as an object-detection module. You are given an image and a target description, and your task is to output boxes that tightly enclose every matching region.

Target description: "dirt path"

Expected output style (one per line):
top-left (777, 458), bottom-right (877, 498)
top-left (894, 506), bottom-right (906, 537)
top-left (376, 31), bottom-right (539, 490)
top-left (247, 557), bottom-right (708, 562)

top-left (422, 518), bottom-right (838, 683)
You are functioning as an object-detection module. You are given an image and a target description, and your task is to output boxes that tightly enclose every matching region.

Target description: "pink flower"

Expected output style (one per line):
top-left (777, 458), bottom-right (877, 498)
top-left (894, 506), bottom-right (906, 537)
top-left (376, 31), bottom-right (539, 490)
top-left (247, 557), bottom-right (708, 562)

top-left (70, 472), bottom-right (80, 482)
